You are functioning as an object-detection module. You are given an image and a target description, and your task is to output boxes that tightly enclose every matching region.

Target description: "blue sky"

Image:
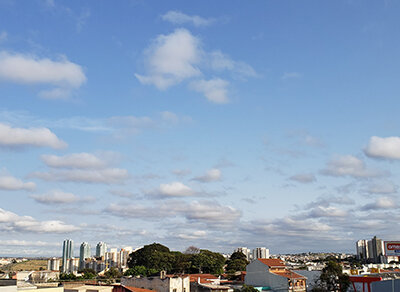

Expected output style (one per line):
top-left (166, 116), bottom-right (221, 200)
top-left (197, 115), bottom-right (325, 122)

top-left (1, 0), bottom-right (400, 257)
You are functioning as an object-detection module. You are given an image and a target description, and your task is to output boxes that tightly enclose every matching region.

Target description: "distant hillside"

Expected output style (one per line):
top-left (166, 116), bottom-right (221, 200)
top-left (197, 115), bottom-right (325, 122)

top-left (1, 260), bottom-right (47, 272)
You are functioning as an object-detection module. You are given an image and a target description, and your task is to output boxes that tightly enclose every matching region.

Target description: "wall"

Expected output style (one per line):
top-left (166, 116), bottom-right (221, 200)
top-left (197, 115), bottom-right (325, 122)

top-left (121, 277), bottom-right (189, 292)
top-left (245, 261), bottom-right (288, 291)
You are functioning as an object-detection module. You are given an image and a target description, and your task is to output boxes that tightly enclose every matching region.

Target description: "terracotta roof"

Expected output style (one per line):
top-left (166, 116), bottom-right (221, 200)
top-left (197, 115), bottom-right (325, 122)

top-left (258, 259), bottom-right (286, 267)
top-left (124, 286), bottom-right (154, 292)
top-left (272, 271), bottom-right (306, 280)
top-left (180, 274), bottom-right (219, 284)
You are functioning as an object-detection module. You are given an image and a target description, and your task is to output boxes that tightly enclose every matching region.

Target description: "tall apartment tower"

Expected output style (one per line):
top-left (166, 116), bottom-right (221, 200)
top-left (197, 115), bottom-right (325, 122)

top-left (371, 236), bottom-right (384, 264)
top-left (356, 240), bottom-right (369, 260)
top-left (252, 247), bottom-right (270, 259)
top-left (79, 242), bottom-right (91, 269)
top-left (61, 239), bottom-right (73, 273)
top-left (235, 247), bottom-right (251, 261)
top-left (96, 242), bottom-right (107, 258)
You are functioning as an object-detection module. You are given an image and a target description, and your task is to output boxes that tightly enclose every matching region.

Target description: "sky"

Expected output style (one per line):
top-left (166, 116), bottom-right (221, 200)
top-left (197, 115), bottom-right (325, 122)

top-left (1, 0), bottom-right (400, 257)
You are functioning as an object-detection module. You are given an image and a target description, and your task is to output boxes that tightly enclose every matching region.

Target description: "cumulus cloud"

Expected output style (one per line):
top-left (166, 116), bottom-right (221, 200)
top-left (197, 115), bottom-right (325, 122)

top-left (147, 182), bottom-right (194, 198)
top-left (176, 230), bottom-right (207, 240)
top-left (0, 175), bottom-right (35, 191)
top-left (41, 153), bottom-right (108, 169)
top-left (30, 168), bottom-right (128, 184)
top-left (192, 168), bottom-right (222, 182)
top-left (161, 11), bottom-right (214, 27)
top-left (307, 206), bottom-right (348, 218)
top-left (30, 190), bottom-right (81, 205)
top-left (104, 200), bottom-right (241, 227)
top-left (364, 136), bottom-right (400, 160)
top-left (0, 51), bottom-right (86, 99)
top-left (289, 173), bottom-right (316, 184)
top-left (361, 197), bottom-right (397, 211)
top-left (321, 155), bottom-right (383, 178)
top-left (189, 78), bottom-right (229, 104)
top-left (0, 240), bottom-right (59, 247)
top-left (135, 28), bottom-right (201, 90)
top-left (0, 123), bottom-right (67, 149)
top-left (0, 208), bottom-right (79, 233)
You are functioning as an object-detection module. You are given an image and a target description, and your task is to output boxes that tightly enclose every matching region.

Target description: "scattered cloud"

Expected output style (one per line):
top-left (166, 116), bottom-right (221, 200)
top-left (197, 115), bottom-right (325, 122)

top-left (361, 197), bottom-right (397, 211)
top-left (209, 51), bottom-right (257, 78)
top-left (173, 169), bottom-right (192, 177)
top-left (364, 136), bottom-right (400, 160)
top-left (321, 155), bottom-right (384, 178)
top-left (0, 240), bottom-right (59, 247)
top-left (0, 208), bottom-right (79, 233)
top-left (147, 182), bottom-right (194, 198)
top-left (189, 78), bottom-right (229, 104)
top-left (363, 181), bottom-right (397, 194)
top-left (176, 230), bottom-right (207, 240)
top-left (0, 175), bottom-right (35, 191)
top-left (30, 190), bottom-right (87, 205)
top-left (105, 200), bottom-right (241, 227)
top-left (192, 168), bottom-right (222, 182)
top-left (307, 206), bottom-right (348, 218)
top-left (161, 11), bottom-right (214, 27)
top-left (0, 51), bottom-right (86, 99)
top-left (41, 153), bottom-right (108, 169)
top-left (0, 123), bottom-right (67, 149)
top-left (289, 173), bottom-right (316, 184)
top-left (30, 168), bottom-right (129, 184)
top-left (109, 189), bottom-right (136, 198)
top-left (135, 28), bottom-right (201, 90)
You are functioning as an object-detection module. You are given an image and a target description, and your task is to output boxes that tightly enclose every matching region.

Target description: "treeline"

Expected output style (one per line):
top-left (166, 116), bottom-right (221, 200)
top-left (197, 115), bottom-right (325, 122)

top-left (125, 243), bottom-right (247, 276)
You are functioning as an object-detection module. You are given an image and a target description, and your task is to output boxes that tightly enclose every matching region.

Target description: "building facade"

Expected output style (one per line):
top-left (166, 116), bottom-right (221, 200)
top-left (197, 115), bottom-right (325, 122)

top-left (62, 239), bottom-right (74, 273)
top-left (80, 242), bottom-right (91, 269)
top-left (252, 248), bottom-right (270, 260)
top-left (96, 242), bottom-right (107, 258)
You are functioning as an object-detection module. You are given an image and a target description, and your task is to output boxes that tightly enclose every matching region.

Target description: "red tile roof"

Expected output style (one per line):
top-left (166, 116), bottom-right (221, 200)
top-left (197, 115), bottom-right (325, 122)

top-left (124, 286), bottom-right (154, 292)
top-left (180, 274), bottom-right (219, 283)
top-left (272, 271), bottom-right (306, 280)
top-left (258, 259), bottom-right (286, 267)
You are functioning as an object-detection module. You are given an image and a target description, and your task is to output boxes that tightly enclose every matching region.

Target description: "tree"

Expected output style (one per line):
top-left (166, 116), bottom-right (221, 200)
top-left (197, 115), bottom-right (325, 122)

top-left (190, 250), bottom-right (225, 275)
top-left (185, 246), bottom-right (200, 255)
top-left (80, 268), bottom-right (97, 279)
top-left (226, 252), bottom-right (249, 273)
top-left (234, 285), bottom-right (259, 292)
top-left (312, 261), bottom-right (350, 292)
top-left (104, 267), bottom-right (122, 279)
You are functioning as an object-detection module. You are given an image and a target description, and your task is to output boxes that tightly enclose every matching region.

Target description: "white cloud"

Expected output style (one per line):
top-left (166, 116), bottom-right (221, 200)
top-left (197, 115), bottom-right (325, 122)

top-left (0, 51), bottom-right (86, 99)
top-left (0, 208), bottom-right (79, 233)
top-left (0, 240), bottom-right (59, 247)
top-left (0, 123), bottom-right (67, 149)
top-left (30, 190), bottom-right (80, 205)
top-left (31, 168), bottom-right (128, 184)
top-left (307, 206), bottom-right (347, 218)
top-left (41, 153), bottom-right (107, 169)
top-left (161, 111), bottom-right (179, 123)
top-left (193, 168), bottom-right (222, 183)
top-left (135, 28), bottom-right (202, 89)
top-left (289, 173), bottom-right (316, 184)
top-left (361, 197), bottom-right (397, 211)
top-left (0, 175), bottom-right (35, 191)
top-left (177, 230), bottom-right (207, 240)
top-left (148, 181), bottom-right (194, 198)
top-left (321, 155), bottom-right (383, 178)
top-left (364, 136), bottom-right (400, 160)
top-left (210, 51), bottom-right (257, 78)
top-left (161, 11), bottom-right (214, 27)
top-left (190, 78), bottom-right (229, 104)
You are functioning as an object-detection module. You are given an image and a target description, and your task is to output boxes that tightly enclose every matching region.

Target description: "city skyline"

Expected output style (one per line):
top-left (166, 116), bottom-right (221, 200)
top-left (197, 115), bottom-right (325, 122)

top-left (1, 0), bottom-right (400, 257)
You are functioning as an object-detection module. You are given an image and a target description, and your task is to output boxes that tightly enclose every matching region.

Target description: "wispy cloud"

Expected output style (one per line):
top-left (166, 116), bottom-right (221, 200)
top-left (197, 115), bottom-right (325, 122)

top-left (161, 11), bottom-right (214, 27)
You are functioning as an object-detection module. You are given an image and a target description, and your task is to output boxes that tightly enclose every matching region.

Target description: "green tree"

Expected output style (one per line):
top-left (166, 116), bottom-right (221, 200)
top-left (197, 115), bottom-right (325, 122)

top-left (226, 252), bottom-right (249, 273)
top-left (59, 273), bottom-right (77, 281)
top-left (312, 261), bottom-right (350, 292)
top-left (104, 267), bottom-right (122, 279)
top-left (234, 285), bottom-right (259, 292)
top-left (190, 250), bottom-right (225, 275)
top-left (128, 243), bottom-right (174, 272)
top-left (80, 268), bottom-right (97, 279)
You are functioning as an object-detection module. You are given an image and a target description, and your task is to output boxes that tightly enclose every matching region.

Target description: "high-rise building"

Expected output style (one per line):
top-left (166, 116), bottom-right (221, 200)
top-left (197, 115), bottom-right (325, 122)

top-left (61, 239), bottom-right (73, 273)
top-left (47, 257), bottom-right (61, 271)
top-left (96, 242), bottom-right (107, 258)
top-left (252, 247), bottom-right (270, 259)
top-left (236, 247), bottom-right (251, 261)
top-left (79, 242), bottom-right (91, 269)
top-left (371, 236), bottom-right (384, 264)
top-left (356, 240), bottom-right (369, 260)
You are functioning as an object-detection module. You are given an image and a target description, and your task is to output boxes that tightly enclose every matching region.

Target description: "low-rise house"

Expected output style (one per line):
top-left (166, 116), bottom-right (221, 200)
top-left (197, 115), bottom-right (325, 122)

top-left (245, 259), bottom-right (306, 292)
top-left (121, 273), bottom-right (190, 292)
